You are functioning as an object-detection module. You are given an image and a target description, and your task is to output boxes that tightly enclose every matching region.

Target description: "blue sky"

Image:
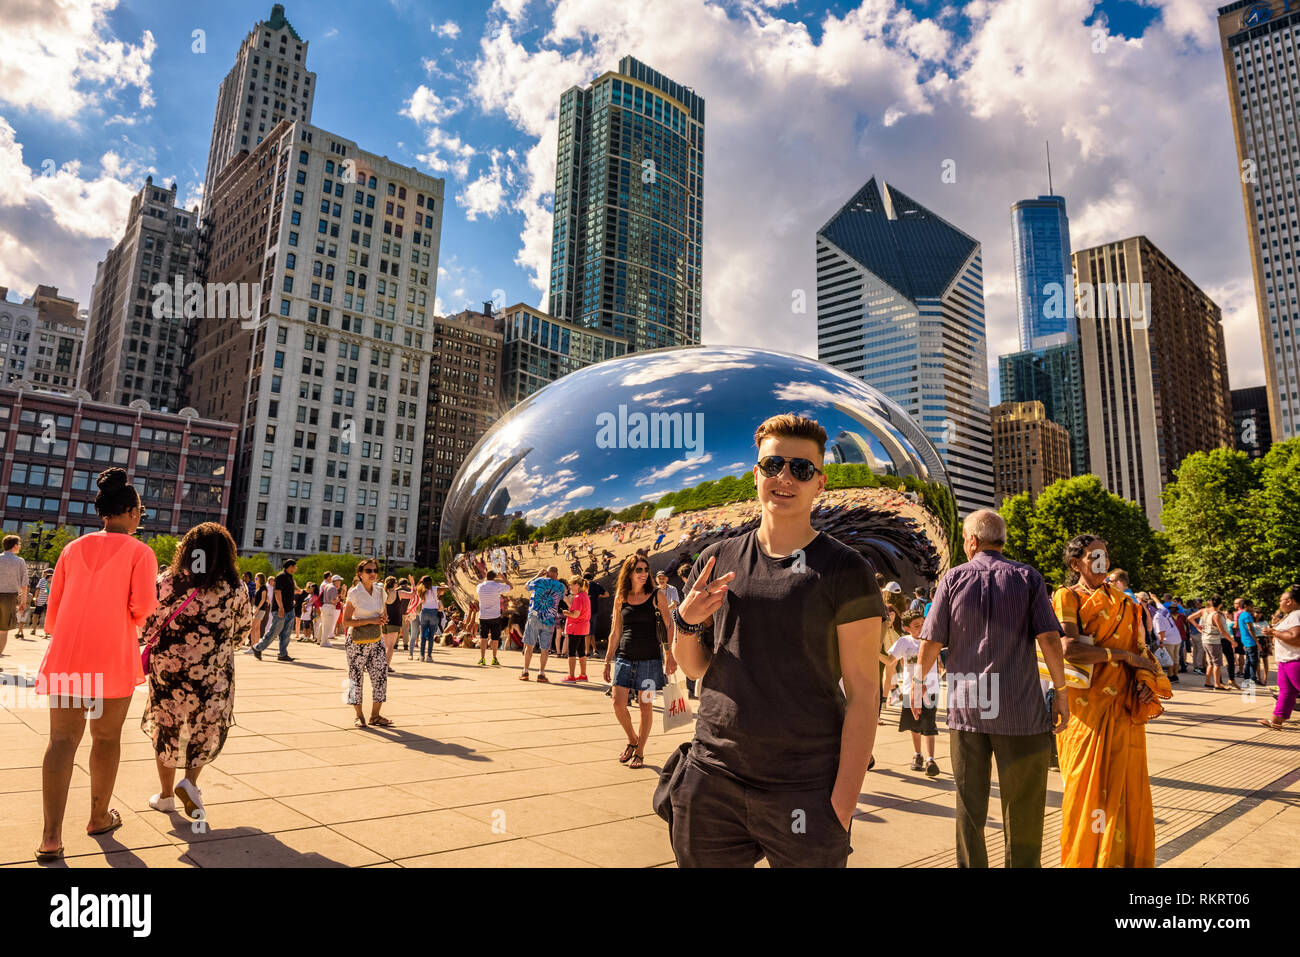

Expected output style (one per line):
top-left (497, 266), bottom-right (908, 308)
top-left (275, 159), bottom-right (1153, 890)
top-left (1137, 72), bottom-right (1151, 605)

top-left (0, 0), bottom-right (1262, 402)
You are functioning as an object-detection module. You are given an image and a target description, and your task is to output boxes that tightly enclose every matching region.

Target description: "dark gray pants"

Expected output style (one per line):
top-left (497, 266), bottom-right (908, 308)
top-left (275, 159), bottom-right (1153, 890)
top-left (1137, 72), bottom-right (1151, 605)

top-left (950, 729), bottom-right (1050, 868)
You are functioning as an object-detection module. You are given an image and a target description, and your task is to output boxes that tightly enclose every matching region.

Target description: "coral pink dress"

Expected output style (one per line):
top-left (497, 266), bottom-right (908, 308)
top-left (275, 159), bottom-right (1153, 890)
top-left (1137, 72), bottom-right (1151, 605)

top-left (38, 532), bottom-right (159, 699)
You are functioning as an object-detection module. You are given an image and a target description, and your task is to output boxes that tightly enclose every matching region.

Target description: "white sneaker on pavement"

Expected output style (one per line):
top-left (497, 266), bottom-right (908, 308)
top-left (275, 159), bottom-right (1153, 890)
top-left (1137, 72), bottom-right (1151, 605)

top-left (148, 793), bottom-right (176, 812)
top-left (174, 778), bottom-right (204, 818)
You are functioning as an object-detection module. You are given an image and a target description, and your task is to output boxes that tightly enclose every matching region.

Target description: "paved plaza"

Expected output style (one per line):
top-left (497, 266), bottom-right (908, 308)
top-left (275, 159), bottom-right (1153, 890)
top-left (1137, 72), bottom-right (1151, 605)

top-left (0, 628), bottom-right (1296, 868)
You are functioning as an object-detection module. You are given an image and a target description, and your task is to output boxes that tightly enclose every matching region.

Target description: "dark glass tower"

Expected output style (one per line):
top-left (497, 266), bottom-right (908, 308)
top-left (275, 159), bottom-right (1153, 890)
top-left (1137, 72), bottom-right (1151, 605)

top-left (816, 177), bottom-right (994, 514)
top-left (1011, 195), bottom-right (1073, 351)
top-left (548, 56), bottom-right (704, 352)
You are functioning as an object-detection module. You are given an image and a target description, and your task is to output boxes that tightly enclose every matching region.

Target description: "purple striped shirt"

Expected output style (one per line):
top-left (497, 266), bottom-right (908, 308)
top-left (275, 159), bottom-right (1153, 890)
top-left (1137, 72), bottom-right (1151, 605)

top-left (919, 549), bottom-right (1062, 735)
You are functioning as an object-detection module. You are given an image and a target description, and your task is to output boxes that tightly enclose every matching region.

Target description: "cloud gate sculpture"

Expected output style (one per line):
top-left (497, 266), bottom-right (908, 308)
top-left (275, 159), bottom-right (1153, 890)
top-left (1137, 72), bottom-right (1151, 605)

top-left (440, 346), bottom-right (958, 612)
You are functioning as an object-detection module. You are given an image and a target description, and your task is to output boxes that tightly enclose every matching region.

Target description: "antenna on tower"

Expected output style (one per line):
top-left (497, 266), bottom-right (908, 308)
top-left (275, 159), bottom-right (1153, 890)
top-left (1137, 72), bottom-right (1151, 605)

top-left (1046, 141), bottom-right (1054, 196)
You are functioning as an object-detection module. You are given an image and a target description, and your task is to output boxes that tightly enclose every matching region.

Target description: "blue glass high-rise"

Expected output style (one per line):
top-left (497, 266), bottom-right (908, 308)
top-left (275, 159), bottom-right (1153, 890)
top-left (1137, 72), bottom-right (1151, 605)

top-left (1011, 195), bottom-right (1073, 351)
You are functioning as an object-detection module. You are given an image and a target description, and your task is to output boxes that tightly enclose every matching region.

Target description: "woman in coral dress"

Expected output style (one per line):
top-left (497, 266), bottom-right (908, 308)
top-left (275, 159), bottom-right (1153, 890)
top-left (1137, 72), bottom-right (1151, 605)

top-left (1054, 534), bottom-right (1171, 868)
top-left (35, 467), bottom-right (159, 861)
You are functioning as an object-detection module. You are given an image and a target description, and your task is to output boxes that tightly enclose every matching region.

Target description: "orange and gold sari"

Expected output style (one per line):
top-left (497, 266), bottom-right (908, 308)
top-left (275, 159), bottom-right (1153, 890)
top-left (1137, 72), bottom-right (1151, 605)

top-left (1052, 583), bottom-right (1172, 868)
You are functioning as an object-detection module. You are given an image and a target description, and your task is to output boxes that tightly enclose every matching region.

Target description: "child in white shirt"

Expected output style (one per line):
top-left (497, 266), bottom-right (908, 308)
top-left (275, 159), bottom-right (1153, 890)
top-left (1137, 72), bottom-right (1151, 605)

top-left (887, 609), bottom-right (941, 777)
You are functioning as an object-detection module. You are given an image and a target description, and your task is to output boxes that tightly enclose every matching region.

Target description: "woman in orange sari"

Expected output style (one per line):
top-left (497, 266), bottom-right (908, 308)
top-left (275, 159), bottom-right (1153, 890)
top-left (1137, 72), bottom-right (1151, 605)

top-left (1053, 534), bottom-right (1171, 868)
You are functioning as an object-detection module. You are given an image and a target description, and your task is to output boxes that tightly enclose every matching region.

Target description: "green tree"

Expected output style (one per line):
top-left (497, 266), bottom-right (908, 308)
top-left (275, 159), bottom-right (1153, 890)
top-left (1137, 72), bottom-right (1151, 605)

top-left (1245, 438), bottom-right (1300, 602)
top-left (998, 475), bottom-right (1166, 590)
top-left (147, 534), bottom-right (180, 568)
top-left (1161, 447), bottom-right (1261, 601)
top-left (237, 553), bottom-right (274, 578)
top-left (293, 552), bottom-right (366, 587)
top-left (42, 526), bottom-right (76, 565)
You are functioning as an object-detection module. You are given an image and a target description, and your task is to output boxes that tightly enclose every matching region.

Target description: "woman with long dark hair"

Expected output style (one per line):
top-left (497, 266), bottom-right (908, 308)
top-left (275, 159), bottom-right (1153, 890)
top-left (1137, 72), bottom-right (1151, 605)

top-left (249, 573), bottom-right (268, 649)
top-left (603, 556), bottom-right (677, 769)
top-left (35, 468), bottom-right (159, 861)
top-left (141, 523), bottom-right (252, 820)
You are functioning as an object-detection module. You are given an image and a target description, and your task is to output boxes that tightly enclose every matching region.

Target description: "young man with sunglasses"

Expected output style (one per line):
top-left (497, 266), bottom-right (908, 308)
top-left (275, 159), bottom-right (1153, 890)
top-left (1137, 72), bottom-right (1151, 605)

top-left (667, 413), bottom-right (885, 867)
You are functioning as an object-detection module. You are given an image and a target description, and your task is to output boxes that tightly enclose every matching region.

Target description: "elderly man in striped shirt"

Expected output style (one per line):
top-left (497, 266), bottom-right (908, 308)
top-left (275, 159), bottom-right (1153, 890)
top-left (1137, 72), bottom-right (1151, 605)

top-left (913, 510), bottom-right (1070, 868)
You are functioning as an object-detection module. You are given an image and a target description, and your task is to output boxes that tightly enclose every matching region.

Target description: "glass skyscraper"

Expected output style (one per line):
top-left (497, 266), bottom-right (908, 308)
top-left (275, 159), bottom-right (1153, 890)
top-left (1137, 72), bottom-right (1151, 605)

top-left (1000, 191), bottom-right (1088, 476)
top-left (1011, 195), bottom-right (1074, 351)
top-left (548, 56), bottom-right (703, 352)
top-left (816, 177), bottom-right (994, 515)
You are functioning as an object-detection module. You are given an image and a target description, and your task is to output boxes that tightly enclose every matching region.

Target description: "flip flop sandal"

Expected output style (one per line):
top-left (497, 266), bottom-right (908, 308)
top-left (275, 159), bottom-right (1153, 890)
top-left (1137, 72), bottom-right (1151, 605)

top-left (1257, 719), bottom-right (1285, 730)
top-left (629, 753), bottom-right (645, 769)
top-left (619, 742), bottom-right (637, 764)
top-left (87, 808), bottom-right (123, 836)
top-left (370, 716), bottom-right (393, 727)
top-left (354, 716), bottom-right (367, 728)
top-left (35, 845), bottom-right (64, 862)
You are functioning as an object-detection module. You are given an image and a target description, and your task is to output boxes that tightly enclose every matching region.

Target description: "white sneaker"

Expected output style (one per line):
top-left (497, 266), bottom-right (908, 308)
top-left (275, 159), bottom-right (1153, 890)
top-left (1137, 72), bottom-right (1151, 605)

top-left (148, 793), bottom-right (176, 812)
top-left (174, 778), bottom-right (204, 818)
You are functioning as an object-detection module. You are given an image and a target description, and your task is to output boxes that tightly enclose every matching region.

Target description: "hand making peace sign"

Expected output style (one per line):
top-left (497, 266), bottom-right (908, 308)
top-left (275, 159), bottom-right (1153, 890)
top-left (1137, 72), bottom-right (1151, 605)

top-left (676, 556), bottom-right (737, 627)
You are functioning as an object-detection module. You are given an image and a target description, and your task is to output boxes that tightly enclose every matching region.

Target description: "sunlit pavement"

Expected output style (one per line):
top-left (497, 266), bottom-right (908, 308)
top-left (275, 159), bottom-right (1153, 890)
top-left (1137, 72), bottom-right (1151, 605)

top-left (0, 622), bottom-right (1295, 868)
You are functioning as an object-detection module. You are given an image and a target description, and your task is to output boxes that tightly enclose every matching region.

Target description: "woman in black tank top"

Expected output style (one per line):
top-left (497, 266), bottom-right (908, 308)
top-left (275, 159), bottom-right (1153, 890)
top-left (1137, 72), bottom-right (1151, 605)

top-left (603, 556), bottom-right (679, 769)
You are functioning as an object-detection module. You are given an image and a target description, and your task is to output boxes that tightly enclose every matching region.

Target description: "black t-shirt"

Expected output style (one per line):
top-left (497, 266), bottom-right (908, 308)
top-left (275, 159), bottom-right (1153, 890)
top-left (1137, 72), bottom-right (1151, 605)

top-left (274, 571), bottom-right (296, 614)
top-left (686, 529), bottom-right (885, 791)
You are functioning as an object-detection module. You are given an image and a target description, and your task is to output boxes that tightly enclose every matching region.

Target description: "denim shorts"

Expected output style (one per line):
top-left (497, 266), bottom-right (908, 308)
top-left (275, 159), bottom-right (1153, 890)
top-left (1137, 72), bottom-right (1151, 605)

top-left (612, 656), bottom-right (665, 693)
top-left (523, 616), bottom-right (554, 651)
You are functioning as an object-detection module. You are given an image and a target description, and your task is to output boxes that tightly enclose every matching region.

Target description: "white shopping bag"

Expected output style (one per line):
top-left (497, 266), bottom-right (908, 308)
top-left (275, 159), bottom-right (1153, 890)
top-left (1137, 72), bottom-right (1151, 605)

top-left (661, 673), bottom-right (693, 732)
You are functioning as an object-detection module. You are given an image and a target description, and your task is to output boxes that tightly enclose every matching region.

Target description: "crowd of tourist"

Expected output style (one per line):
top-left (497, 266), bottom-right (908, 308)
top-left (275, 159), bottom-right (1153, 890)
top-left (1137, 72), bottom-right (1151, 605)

top-left (3, 431), bottom-right (1298, 868)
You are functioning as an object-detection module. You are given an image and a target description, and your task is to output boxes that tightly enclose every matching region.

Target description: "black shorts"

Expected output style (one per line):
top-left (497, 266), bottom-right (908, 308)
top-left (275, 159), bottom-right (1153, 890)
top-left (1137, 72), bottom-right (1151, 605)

top-left (567, 634), bottom-right (589, 658)
top-left (479, 617), bottom-right (504, 643)
top-left (898, 702), bottom-right (938, 736)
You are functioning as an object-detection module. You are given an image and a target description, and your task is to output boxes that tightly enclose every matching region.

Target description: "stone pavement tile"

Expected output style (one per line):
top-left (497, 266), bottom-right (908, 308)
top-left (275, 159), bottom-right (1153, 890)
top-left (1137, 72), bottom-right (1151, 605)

top-left (0, 724), bottom-right (46, 750)
top-left (411, 762), bottom-right (630, 808)
top-left (847, 796), bottom-right (964, 867)
top-left (211, 735), bottom-right (291, 756)
top-left (329, 755), bottom-right (478, 786)
top-left (6, 845), bottom-right (198, 868)
top-left (461, 726), bottom-right (577, 749)
top-left (286, 785), bottom-right (444, 825)
top-left (110, 760), bottom-right (269, 812)
top-left (453, 794), bottom-right (622, 838)
top-left (232, 765), bottom-right (384, 798)
top-left (0, 746), bottom-right (43, 770)
top-left (134, 797), bottom-right (320, 844)
top-left (206, 749), bottom-right (332, 775)
top-left (1162, 790), bottom-right (1295, 867)
top-left (1197, 805), bottom-right (1300, 867)
top-left (531, 817), bottom-right (674, 868)
top-left (333, 808), bottom-right (517, 859)
top-left (0, 764), bottom-right (89, 794)
top-left (264, 729), bottom-right (370, 750)
top-left (400, 837), bottom-right (593, 868)
top-left (0, 804), bottom-right (177, 866)
top-left (235, 711), bottom-right (343, 735)
top-left (180, 826), bottom-right (385, 867)
top-left (565, 780), bottom-right (660, 819)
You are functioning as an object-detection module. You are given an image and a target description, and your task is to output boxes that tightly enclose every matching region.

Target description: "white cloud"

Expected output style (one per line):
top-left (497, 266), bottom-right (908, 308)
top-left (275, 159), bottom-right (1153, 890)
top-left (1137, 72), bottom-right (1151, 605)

top-left (635, 453), bottom-right (714, 487)
top-left (602, 473), bottom-right (618, 481)
top-left (434, 19), bottom-right (462, 38)
top-left (562, 484), bottom-right (595, 500)
top-left (556, 451), bottom-right (579, 464)
top-left (465, 0), bottom-right (1267, 398)
top-left (0, 0), bottom-right (156, 118)
top-left (413, 126), bottom-right (476, 180)
top-left (403, 85), bottom-right (462, 126)
top-left (457, 149), bottom-right (513, 220)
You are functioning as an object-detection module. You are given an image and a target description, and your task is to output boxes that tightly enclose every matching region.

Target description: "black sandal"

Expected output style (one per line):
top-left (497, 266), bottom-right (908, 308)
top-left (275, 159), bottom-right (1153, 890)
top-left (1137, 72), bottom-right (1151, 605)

top-left (619, 742), bottom-right (637, 764)
top-left (629, 752), bottom-right (645, 769)
top-left (370, 715), bottom-right (393, 727)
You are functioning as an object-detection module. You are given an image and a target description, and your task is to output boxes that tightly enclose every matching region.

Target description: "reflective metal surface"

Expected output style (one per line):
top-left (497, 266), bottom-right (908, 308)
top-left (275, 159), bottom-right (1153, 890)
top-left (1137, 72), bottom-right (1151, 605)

top-left (441, 346), bottom-right (957, 610)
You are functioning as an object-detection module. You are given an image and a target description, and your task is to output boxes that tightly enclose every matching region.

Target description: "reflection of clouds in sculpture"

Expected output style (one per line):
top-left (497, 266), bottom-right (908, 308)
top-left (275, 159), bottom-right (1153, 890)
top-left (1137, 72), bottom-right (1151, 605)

top-left (602, 474), bottom-right (618, 482)
top-left (616, 349), bottom-right (757, 387)
top-left (556, 451), bottom-right (579, 464)
top-left (773, 380), bottom-right (842, 407)
top-left (630, 389), bottom-right (693, 408)
top-left (635, 453), bottom-right (713, 487)
top-left (563, 485), bottom-right (595, 501)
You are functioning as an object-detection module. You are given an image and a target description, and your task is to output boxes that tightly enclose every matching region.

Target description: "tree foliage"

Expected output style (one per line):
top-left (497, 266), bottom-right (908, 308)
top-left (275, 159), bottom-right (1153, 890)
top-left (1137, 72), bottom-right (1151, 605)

top-left (999, 475), bottom-right (1167, 590)
top-left (1162, 438), bottom-right (1300, 607)
top-left (147, 534), bottom-right (180, 568)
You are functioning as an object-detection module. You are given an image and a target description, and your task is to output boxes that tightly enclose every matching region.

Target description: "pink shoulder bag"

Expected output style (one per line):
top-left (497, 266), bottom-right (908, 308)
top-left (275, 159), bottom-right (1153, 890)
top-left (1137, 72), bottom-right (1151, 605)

top-left (141, 588), bottom-right (200, 672)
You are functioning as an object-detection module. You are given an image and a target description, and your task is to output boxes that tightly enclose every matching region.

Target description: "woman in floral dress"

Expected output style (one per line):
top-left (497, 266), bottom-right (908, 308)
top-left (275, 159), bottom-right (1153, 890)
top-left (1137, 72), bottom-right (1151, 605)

top-left (141, 522), bottom-right (252, 821)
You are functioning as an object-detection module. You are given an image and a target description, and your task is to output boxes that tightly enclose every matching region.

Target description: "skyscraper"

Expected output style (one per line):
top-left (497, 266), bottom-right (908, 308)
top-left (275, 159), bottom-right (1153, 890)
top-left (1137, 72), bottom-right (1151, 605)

top-left (499, 302), bottom-right (626, 406)
top-left (1232, 385), bottom-right (1274, 458)
top-left (1217, 0), bottom-right (1300, 441)
top-left (548, 56), bottom-right (703, 352)
top-left (203, 4), bottom-right (315, 215)
top-left (1073, 236), bottom-right (1233, 526)
top-left (816, 177), bottom-right (994, 514)
top-left (191, 119), bottom-right (444, 560)
top-left (1012, 194), bottom-right (1075, 351)
top-left (991, 400), bottom-right (1071, 504)
top-left (82, 177), bottom-right (201, 412)
top-left (998, 340), bottom-right (1088, 477)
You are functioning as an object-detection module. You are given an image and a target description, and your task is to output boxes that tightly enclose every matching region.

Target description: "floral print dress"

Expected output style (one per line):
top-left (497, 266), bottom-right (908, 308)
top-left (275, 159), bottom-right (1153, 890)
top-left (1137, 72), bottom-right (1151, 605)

top-left (141, 572), bottom-right (252, 768)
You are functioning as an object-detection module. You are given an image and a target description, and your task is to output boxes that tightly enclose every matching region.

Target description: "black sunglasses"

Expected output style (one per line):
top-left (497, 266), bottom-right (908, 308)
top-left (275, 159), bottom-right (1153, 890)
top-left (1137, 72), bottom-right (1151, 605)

top-left (757, 456), bottom-right (823, 482)
top-left (362, 567), bottom-right (378, 574)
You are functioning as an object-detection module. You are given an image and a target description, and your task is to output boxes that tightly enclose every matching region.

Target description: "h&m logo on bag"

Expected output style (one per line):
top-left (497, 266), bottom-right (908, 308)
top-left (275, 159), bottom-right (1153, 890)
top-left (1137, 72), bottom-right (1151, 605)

top-left (667, 696), bottom-right (690, 718)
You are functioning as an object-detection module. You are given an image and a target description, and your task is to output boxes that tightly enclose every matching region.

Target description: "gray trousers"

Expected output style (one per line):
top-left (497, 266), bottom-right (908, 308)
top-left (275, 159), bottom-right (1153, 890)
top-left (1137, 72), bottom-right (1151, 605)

top-left (951, 729), bottom-right (1050, 868)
